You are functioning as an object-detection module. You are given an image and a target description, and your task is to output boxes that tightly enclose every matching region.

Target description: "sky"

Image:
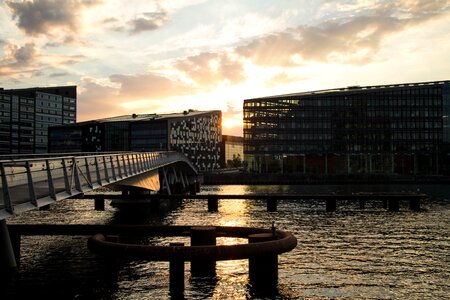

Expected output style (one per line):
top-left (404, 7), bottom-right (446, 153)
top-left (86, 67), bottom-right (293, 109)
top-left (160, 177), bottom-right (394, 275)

top-left (0, 0), bottom-right (449, 136)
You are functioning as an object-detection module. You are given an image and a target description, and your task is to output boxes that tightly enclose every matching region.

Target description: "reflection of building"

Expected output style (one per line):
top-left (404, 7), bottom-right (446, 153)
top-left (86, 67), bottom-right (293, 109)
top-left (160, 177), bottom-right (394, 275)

top-left (0, 86), bottom-right (76, 154)
top-left (244, 80), bottom-right (450, 175)
top-left (49, 110), bottom-right (222, 171)
top-left (220, 135), bottom-right (243, 168)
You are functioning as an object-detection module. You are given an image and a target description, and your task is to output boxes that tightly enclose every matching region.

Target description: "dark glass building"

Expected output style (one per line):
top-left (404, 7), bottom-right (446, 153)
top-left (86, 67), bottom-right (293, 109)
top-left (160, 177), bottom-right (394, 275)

top-left (243, 80), bottom-right (450, 175)
top-left (0, 86), bottom-right (76, 154)
top-left (49, 110), bottom-right (222, 171)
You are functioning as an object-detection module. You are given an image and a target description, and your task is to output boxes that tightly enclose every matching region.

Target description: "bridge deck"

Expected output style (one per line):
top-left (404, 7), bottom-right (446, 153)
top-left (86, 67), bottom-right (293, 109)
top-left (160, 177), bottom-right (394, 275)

top-left (0, 151), bottom-right (198, 220)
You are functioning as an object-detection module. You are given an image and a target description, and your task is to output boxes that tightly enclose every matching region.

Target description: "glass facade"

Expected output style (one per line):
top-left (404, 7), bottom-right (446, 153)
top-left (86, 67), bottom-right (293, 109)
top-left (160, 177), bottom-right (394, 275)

top-left (0, 86), bottom-right (76, 154)
top-left (244, 81), bottom-right (450, 175)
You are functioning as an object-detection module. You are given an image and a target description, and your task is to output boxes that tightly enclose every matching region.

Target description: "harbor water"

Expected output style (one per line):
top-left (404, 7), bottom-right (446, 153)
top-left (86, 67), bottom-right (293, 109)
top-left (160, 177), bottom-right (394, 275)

top-left (4, 184), bottom-right (450, 299)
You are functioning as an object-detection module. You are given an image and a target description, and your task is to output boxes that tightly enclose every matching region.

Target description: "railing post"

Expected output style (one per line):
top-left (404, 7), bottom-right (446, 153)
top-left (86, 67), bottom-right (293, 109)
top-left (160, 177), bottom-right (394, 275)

top-left (0, 163), bottom-right (13, 214)
top-left (127, 155), bottom-right (133, 175)
top-left (84, 157), bottom-right (93, 188)
top-left (61, 159), bottom-right (71, 194)
top-left (122, 155), bottom-right (128, 177)
top-left (131, 155), bottom-right (137, 174)
top-left (94, 157), bottom-right (102, 186)
top-left (138, 154), bottom-right (144, 172)
top-left (110, 155), bottom-right (116, 181)
top-left (144, 153), bottom-right (150, 169)
top-left (46, 160), bottom-right (56, 200)
top-left (116, 155), bottom-right (123, 179)
top-left (72, 157), bottom-right (82, 192)
top-left (25, 161), bottom-right (37, 206)
top-left (103, 156), bottom-right (110, 183)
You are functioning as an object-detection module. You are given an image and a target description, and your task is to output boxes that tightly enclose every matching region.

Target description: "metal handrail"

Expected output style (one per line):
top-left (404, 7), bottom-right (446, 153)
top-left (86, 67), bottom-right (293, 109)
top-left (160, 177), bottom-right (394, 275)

top-left (0, 151), bottom-right (197, 220)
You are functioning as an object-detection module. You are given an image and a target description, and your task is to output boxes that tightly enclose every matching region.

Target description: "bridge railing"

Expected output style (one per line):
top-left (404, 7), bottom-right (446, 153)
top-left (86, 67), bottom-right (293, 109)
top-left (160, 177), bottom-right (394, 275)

top-left (0, 151), bottom-right (197, 219)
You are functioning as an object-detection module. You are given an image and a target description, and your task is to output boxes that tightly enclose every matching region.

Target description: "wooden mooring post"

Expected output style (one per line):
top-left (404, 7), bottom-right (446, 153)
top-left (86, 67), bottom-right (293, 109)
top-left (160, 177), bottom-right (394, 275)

top-left (94, 197), bottom-right (105, 211)
top-left (326, 198), bottom-right (336, 212)
top-left (208, 198), bottom-right (218, 212)
top-left (409, 198), bottom-right (421, 211)
top-left (248, 232), bottom-right (278, 295)
top-left (169, 242), bottom-right (185, 298)
top-left (190, 227), bottom-right (216, 277)
top-left (388, 199), bottom-right (399, 212)
top-left (267, 199), bottom-right (277, 212)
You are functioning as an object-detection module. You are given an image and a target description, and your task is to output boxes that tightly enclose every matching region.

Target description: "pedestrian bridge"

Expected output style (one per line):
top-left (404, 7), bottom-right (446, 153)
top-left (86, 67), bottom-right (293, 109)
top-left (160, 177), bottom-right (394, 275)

top-left (0, 151), bottom-right (198, 220)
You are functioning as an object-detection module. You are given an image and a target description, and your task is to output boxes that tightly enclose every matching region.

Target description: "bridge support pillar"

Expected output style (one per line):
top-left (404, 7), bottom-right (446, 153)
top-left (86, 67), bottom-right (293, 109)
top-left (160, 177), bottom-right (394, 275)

top-left (409, 198), bottom-right (420, 211)
top-left (95, 197), bottom-right (105, 211)
top-left (267, 199), bottom-right (277, 212)
top-left (0, 220), bottom-right (17, 273)
top-left (388, 199), bottom-right (399, 212)
top-left (169, 242), bottom-right (185, 298)
top-left (208, 198), bottom-right (218, 212)
top-left (190, 227), bottom-right (216, 277)
top-left (382, 199), bottom-right (388, 209)
top-left (248, 233), bottom-right (277, 295)
top-left (326, 198), bottom-right (336, 212)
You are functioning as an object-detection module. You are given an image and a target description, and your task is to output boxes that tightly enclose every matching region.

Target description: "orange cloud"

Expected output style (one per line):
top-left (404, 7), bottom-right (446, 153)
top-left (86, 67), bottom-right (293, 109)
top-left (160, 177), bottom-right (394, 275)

top-left (174, 52), bottom-right (246, 87)
top-left (237, 0), bottom-right (450, 66)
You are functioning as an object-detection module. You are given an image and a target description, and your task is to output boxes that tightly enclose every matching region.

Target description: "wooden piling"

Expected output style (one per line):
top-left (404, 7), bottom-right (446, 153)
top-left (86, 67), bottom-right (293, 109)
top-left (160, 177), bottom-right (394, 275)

top-left (388, 199), bottom-right (399, 212)
top-left (169, 242), bottom-right (185, 298)
top-left (190, 226), bottom-right (216, 277)
top-left (189, 183), bottom-right (197, 195)
top-left (248, 233), bottom-right (278, 295)
top-left (359, 199), bottom-right (365, 209)
top-left (409, 198), bottom-right (421, 211)
top-left (208, 198), bottom-right (218, 212)
top-left (267, 198), bottom-right (277, 212)
top-left (95, 197), bottom-right (105, 211)
top-left (326, 198), bottom-right (336, 212)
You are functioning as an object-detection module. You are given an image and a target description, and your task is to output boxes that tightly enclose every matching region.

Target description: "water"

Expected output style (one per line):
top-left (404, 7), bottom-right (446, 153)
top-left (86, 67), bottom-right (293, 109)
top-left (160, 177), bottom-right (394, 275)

top-left (4, 184), bottom-right (450, 299)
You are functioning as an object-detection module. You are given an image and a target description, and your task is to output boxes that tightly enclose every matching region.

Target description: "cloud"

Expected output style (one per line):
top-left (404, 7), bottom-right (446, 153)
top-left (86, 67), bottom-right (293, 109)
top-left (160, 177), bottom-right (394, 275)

top-left (109, 73), bottom-right (192, 99)
top-left (236, 0), bottom-right (450, 66)
top-left (128, 12), bottom-right (169, 34)
top-left (175, 52), bottom-right (246, 87)
top-left (77, 73), bottom-right (196, 121)
top-left (78, 78), bottom-right (122, 121)
top-left (48, 72), bottom-right (70, 78)
top-left (6, 0), bottom-right (102, 38)
top-left (0, 42), bottom-right (38, 76)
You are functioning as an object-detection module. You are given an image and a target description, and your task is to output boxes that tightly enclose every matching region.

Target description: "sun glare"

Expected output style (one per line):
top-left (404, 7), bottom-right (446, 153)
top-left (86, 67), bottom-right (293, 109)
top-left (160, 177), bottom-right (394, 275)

top-left (222, 116), bottom-right (242, 129)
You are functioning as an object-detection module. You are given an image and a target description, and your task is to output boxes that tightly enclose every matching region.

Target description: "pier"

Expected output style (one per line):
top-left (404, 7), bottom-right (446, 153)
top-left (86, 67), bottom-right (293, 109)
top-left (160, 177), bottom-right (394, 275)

top-left (88, 192), bottom-right (428, 212)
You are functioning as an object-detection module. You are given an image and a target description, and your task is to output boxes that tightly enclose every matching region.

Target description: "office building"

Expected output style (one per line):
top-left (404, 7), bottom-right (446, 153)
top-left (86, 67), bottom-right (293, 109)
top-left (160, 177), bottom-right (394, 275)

top-left (49, 110), bottom-right (222, 171)
top-left (243, 80), bottom-right (450, 175)
top-left (220, 135), bottom-right (244, 168)
top-left (0, 86), bottom-right (76, 154)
